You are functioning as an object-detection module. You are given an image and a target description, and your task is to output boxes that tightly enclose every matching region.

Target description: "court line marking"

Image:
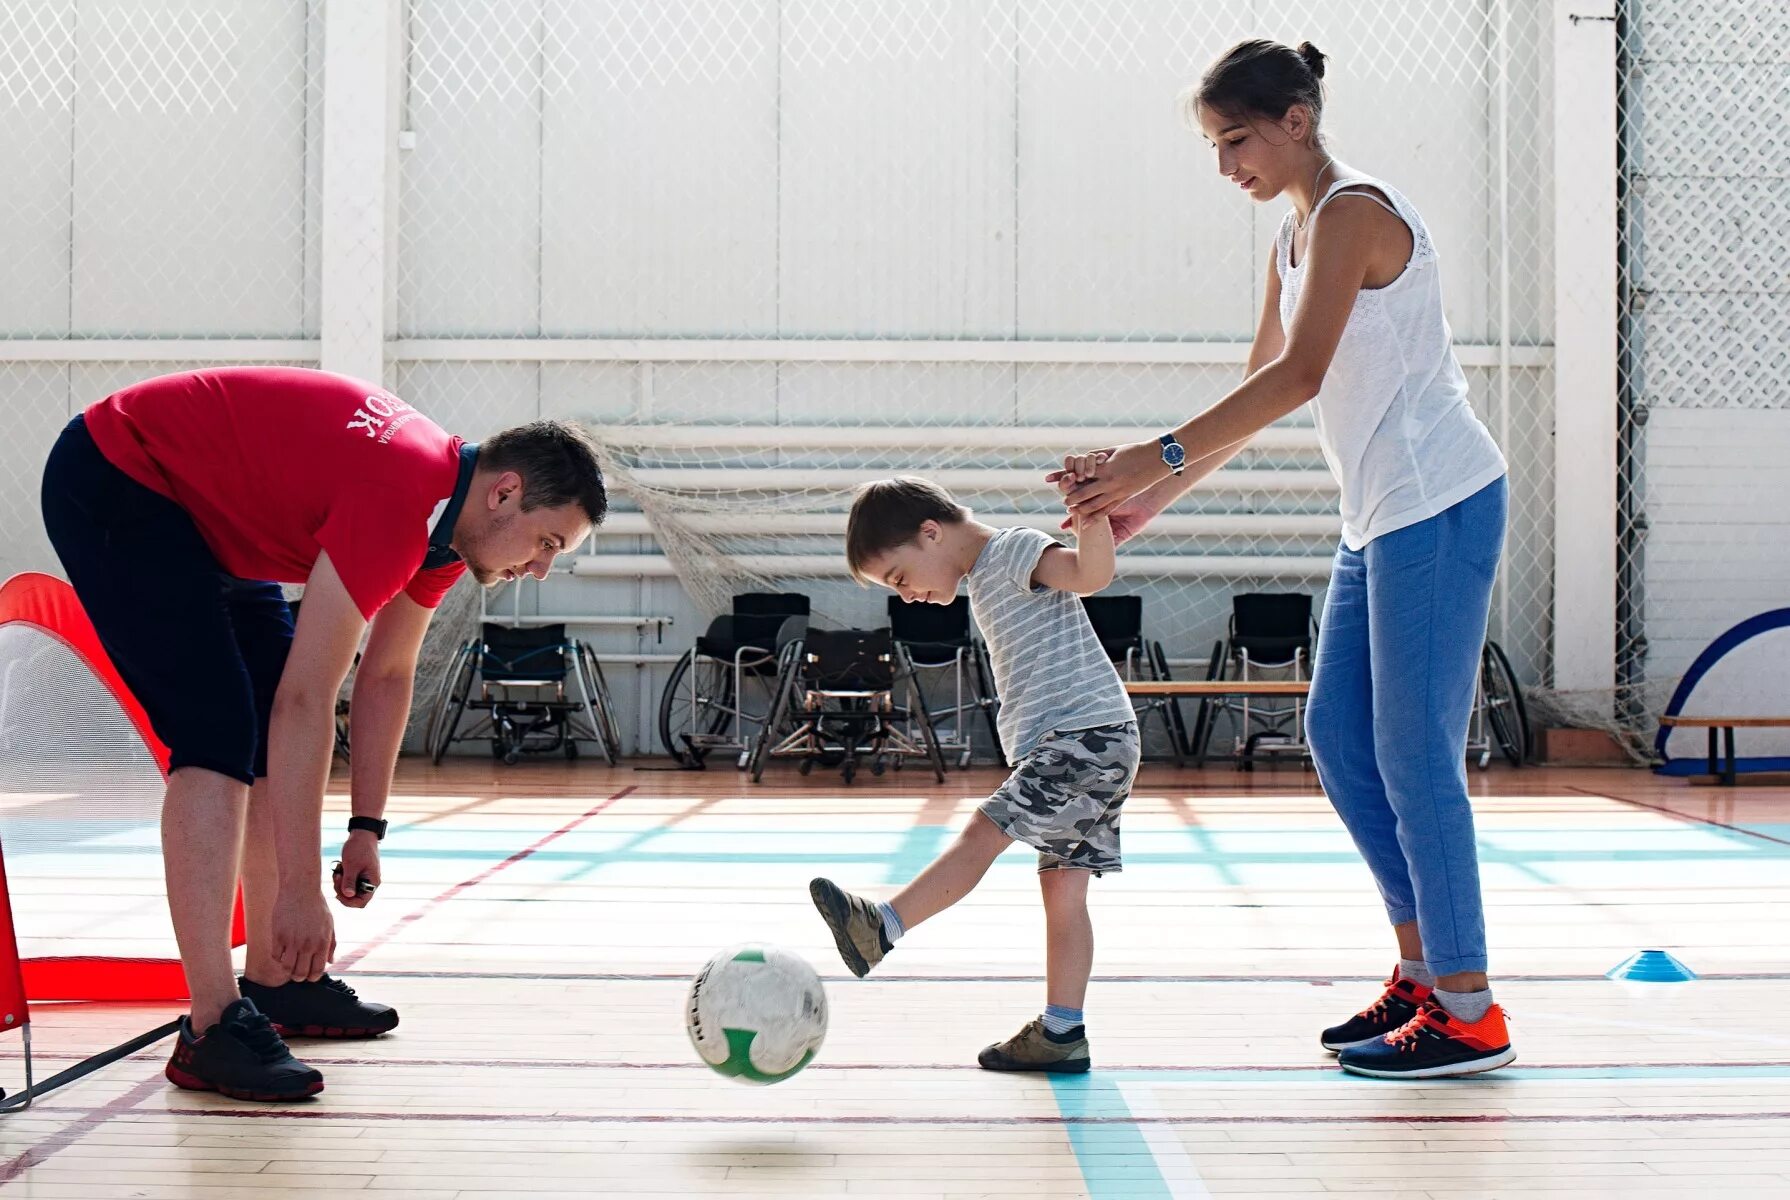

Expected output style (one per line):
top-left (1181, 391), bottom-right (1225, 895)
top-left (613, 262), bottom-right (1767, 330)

top-left (1564, 784), bottom-right (1790, 849)
top-left (344, 968), bottom-right (1790, 983)
top-left (1118, 1082), bottom-right (1211, 1200)
top-left (335, 784), bottom-right (636, 971)
top-left (31, 1104), bottom-right (1790, 1128)
top-left (0, 1075), bottom-right (163, 1182)
top-left (209, 1055), bottom-right (1790, 1074)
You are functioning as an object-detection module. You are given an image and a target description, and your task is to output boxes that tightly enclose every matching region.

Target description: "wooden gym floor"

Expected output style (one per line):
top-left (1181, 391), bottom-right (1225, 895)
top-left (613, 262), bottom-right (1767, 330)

top-left (2, 759), bottom-right (1788, 1198)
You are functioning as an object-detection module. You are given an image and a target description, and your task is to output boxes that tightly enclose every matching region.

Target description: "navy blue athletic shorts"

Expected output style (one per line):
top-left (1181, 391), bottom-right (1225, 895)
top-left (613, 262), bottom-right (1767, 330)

top-left (40, 415), bottom-right (294, 785)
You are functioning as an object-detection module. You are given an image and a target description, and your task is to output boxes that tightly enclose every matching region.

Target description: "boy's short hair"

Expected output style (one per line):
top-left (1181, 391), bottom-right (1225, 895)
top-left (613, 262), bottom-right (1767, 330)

top-left (481, 419), bottom-right (608, 526)
top-left (845, 476), bottom-right (968, 585)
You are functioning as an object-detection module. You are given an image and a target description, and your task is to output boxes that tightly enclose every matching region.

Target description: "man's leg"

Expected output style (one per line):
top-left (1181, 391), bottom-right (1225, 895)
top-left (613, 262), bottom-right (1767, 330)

top-left (240, 776), bottom-right (283, 986)
top-left (164, 768), bottom-right (251, 1030)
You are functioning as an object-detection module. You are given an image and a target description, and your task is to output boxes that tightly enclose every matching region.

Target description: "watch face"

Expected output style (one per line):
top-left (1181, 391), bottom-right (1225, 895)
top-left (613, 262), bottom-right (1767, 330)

top-left (1162, 442), bottom-right (1187, 468)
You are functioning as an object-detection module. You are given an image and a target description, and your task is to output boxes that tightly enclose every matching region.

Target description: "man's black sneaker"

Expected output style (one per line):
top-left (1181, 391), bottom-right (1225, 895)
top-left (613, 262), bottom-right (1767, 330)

top-left (1321, 967), bottom-right (1435, 1052)
top-left (164, 998), bottom-right (325, 1101)
top-left (240, 974), bottom-right (400, 1038)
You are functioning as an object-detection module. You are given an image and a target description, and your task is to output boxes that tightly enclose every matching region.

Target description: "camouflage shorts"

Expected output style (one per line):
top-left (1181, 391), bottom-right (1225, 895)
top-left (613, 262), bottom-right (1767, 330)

top-left (980, 722), bottom-right (1140, 875)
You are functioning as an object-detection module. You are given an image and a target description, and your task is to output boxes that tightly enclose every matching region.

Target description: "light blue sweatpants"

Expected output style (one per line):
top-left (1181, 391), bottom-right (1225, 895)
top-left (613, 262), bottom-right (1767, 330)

top-left (1304, 476), bottom-right (1508, 977)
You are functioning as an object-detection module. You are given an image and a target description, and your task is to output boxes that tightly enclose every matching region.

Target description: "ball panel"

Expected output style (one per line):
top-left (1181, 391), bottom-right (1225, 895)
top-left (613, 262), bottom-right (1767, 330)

top-left (686, 944), bottom-right (828, 1085)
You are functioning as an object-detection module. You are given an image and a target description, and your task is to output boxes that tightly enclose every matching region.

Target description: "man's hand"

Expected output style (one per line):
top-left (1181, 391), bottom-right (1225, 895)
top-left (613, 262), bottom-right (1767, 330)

top-left (272, 885), bottom-right (336, 982)
top-left (335, 830), bottom-right (382, 909)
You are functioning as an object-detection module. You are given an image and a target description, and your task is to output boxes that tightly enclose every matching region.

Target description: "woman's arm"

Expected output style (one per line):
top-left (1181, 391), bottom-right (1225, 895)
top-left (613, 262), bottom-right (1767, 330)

top-left (1062, 197), bottom-right (1391, 516)
top-left (1052, 240), bottom-right (1287, 528)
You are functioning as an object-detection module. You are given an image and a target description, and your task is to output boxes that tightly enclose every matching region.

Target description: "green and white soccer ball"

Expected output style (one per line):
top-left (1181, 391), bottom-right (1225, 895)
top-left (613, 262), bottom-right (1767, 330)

top-left (686, 944), bottom-right (828, 1085)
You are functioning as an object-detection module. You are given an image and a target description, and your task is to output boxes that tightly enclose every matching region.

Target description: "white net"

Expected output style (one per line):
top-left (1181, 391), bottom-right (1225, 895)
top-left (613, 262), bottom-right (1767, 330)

top-left (0, 624), bottom-right (174, 963)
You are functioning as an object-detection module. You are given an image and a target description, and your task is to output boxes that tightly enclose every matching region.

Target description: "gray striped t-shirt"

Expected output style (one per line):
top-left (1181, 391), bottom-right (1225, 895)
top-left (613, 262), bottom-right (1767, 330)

top-left (967, 526), bottom-right (1137, 762)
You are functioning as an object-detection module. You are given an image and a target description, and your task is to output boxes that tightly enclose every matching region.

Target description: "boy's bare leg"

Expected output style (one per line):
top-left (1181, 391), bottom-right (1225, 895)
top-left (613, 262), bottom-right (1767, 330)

top-left (1040, 867), bottom-right (1094, 1011)
top-left (162, 767), bottom-right (250, 1030)
top-left (887, 811), bottom-right (1012, 930)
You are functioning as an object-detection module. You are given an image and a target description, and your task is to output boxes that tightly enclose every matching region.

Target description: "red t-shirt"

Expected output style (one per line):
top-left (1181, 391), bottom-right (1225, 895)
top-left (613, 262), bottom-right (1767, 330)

top-left (83, 367), bottom-right (468, 620)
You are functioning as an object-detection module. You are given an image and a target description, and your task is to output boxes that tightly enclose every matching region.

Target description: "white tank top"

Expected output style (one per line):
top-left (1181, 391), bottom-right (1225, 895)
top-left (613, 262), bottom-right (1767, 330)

top-left (1277, 173), bottom-right (1506, 551)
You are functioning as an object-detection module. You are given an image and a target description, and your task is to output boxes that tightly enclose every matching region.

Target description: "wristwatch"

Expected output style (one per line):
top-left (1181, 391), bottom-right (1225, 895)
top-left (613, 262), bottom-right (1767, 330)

top-left (347, 816), bottom-right (388, 841)
top-left (1158, 433), bottom-right (1187, 476)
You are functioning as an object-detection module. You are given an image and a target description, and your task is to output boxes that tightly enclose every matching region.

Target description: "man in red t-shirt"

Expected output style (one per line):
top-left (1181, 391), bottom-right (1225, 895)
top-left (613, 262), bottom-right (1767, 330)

top-left (40, 367), bottom-right (607, 1101)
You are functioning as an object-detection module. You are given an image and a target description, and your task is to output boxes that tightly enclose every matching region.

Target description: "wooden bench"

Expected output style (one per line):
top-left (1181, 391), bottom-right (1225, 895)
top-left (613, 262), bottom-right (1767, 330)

top-left (1658, 715), bottom-right (1790, 786)
top-left (1124, 681), bottom-right (1310, 697)
top-left (1123, 680), bottom-right (1312, 767)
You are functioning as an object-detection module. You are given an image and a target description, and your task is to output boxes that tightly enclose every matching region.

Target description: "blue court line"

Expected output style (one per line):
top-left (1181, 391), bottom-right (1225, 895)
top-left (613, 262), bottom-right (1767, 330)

top-left (1049, 1062), bottom-right (1790, 1197)
top-left (1049, 1075), bottom-right (1177, 1200)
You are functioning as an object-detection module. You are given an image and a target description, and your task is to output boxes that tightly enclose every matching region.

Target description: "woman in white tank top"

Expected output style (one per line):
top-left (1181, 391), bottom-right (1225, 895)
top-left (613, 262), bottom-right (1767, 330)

top-left (1054, 39), bottom-right (1515, 1079)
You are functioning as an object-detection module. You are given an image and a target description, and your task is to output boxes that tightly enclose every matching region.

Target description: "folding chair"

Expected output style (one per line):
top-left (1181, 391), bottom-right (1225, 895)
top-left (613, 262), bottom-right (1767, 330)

top-left (748, 628), bottom-right (946, 784)
top-left (1081, 595), bottom-right (1189, 765)
top-left (1190, 592), bottom-right (1315, 770)
top-left (886, 595), bottom-right (1002, 768)
top-left (425, 623), bottom-right (621, 765)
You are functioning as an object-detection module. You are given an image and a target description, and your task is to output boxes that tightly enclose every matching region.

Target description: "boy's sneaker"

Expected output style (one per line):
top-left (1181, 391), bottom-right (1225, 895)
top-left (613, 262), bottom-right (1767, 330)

top-left (808, 878), bottom-right (891, 978)
top-left (164, 998), bottom-right (325, 1101)
top-left (239, 974), bottom-right (400, 1038)
top-left (1320, 967), bottom-right (1434, 1051)
top-left (1337, 999), bottom-right (1516, 1079)
top-left (978, 1018), bottom-right (1091, 1074)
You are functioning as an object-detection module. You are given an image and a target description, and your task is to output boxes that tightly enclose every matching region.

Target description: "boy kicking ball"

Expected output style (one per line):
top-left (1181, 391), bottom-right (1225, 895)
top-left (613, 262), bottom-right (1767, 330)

top-left (809, 477), bottom-right (1139, 1074)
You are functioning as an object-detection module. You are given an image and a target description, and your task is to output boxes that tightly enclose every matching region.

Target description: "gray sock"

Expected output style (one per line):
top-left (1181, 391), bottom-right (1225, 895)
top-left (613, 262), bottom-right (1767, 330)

top-left (1433, 986), bottom-right (1493, 1023)
top-left (878, 900), bottom-right (905, 944)
top-left (1399, 957), bottom-right (1436, 986)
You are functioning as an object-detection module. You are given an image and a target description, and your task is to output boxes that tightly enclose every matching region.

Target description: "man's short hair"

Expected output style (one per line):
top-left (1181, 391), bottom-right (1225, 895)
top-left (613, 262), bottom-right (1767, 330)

top-left (481, 420), bottom-right (607, 526)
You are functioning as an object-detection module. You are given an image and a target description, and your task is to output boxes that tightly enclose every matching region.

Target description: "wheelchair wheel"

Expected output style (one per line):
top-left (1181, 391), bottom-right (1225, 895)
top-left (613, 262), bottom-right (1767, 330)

top-left (427, 642), bottom-right (477, 765)
top-left (575, 644), bottom-right (622, 765)
top-left (1480, 640), bottom-right (1530, 767)
top-left (658, 649), bottom-right (734, 766)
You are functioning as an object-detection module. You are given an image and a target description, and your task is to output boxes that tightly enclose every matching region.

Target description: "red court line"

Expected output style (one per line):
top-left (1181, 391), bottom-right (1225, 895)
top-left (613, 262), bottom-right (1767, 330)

top-left (335, 785), bottom-right (636, 972)
top-left (37, 1105), bottom-right (1790, 1129)
top-left (280, 1055), bottom-right (1790, 1073)
top-left (1565, 784), bottom-right (1790, 849)
top-left (346, 967), bottom-right (1790, 983)
top-left (0, 1074), bottom-right (165, 1183)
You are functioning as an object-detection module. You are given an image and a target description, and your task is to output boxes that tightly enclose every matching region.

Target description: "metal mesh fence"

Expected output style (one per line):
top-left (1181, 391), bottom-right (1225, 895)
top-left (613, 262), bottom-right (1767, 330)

top-left (1598, 1), bottom-right (1790, 752)
top-left (12, 2), bottom-right (1778, 759)
top-left (392, 0), bottom-right (1560, 753)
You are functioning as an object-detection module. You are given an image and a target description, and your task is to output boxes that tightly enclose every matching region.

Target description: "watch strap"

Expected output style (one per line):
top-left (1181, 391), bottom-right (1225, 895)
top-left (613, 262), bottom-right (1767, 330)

top-left (348, 816), bottom-right (388, 841)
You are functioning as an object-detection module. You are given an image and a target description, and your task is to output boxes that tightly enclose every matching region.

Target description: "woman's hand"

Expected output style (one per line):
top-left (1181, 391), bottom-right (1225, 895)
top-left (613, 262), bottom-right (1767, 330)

top-left (1056, 440), bottom-right (1171, 518)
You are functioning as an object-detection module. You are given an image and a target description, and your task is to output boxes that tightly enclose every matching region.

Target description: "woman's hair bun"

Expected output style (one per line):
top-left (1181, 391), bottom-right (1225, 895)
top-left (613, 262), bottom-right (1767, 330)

top-left (1295, 41), bottom-right (1326, 80)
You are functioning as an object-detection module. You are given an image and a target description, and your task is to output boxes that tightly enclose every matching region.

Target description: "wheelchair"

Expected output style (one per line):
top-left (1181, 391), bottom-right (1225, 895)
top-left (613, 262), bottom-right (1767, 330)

top-left (657, 593), bottom-right (809, 768)
top-left (1080, 595), bottom-right (1189, 765)
top-left (747, 628), bottom-right (947, 785)
top-left (1189, 592), bottom-right (1316, 770)
top-left (1470, 639), bottom-right (1531, 768)
top-left (886, 595), bottom-right (1002, 768)
top-left (425, 622), bottom-right (622, 765)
